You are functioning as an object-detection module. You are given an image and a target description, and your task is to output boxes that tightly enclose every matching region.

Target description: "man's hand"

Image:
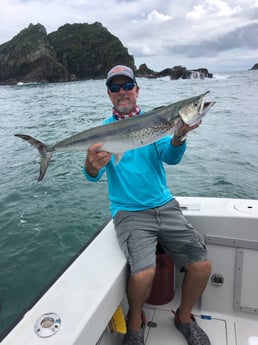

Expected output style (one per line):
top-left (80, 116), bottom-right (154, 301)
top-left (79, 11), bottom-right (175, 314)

top-left (176, 120), bottom-right (202, 137)
top-left (172, 120), bottom-right (202, 146)
top-left (84, 143), bottom-right (112, 177)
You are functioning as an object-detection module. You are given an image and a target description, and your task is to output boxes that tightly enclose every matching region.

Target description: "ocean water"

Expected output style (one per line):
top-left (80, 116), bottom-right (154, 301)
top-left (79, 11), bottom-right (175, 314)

top-left (0, 71), bottom-right (258, 337)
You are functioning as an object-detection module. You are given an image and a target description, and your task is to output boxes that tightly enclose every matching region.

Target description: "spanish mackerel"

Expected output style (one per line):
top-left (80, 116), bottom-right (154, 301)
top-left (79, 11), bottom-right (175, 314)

top-left (15, 91), bottom-right (215, 181)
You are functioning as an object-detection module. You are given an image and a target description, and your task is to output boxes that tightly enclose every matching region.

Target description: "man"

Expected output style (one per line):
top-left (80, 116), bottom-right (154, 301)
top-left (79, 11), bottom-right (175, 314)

top-left (83, 65), bottom-right (212, 345)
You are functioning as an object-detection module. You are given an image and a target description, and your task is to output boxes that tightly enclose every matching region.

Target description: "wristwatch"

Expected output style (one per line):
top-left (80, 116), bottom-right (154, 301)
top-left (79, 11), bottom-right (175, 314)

top-left (174, 132), bottom-right (187, 142)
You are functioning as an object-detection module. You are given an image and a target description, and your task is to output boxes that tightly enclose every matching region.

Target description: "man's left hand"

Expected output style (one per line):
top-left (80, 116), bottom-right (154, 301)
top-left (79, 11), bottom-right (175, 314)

top-left (176, 120), bottom-right (202, 137)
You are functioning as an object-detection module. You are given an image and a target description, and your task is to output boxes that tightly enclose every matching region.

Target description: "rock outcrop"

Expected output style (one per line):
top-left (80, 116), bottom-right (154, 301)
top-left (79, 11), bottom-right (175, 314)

top-left (0, 24), bottom-right (70, 84)
top-left (48, 22), bottom-right (134, 80)
top-left (136, 63), bottom-right (212, 79)
top-left (0, 23), bottom-right (134, 84)
top-left (250, 63), bottom-right (258, 70)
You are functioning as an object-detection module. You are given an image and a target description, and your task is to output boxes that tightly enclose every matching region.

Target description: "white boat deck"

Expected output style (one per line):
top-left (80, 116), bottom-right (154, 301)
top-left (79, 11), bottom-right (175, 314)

top-left (144, 300), bottom-right (258, 345)
top-left (145, 304), bottom-right (226, 345)
top-left (102, 294), bottom-right (258, 345)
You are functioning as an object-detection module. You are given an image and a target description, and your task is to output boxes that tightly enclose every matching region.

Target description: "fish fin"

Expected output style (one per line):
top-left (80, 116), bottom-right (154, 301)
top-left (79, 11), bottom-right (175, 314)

top-left (15, 134), bottom-right (52, 181)
top-left (114, 153), bottom-right (124, 164)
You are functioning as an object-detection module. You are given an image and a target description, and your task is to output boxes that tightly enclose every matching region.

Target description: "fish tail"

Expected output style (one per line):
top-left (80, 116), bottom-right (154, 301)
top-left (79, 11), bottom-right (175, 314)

top-left (15, 134), bottom-right (52, 181)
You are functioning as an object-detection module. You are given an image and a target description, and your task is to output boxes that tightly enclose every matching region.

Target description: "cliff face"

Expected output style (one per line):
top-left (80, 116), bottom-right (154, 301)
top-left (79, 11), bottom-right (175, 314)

top-left (0, 24), bottom-right (70, 84)
top-left (0, 23), bottom-right (135, 84)
top-left (48, 23), bottom-right (134, 80)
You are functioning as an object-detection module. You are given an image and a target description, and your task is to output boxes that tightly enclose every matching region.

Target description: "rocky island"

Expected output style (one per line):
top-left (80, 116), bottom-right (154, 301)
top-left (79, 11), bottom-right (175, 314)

top-left (250, 63), bottom-right (258, 70)
top-left (136, 63), bottom-right (212, 80)
top-left (0, 23), bottom-right (213, 85)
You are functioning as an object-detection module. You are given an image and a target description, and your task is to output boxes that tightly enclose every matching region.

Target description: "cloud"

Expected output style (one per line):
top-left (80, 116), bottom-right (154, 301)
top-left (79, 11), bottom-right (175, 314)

top-left (145, 10), bottom-right (173, 22)
top-left (168, 23), bottom-right (258, 58)
top-left (0, 0), bottom-right (257, 71)
top-left (186, 0), bottom-right (242, 19)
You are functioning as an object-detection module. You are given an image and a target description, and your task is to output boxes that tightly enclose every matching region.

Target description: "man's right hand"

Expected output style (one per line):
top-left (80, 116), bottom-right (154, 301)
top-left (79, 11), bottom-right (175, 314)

top-left (84, 143), bottom-right (112, 177)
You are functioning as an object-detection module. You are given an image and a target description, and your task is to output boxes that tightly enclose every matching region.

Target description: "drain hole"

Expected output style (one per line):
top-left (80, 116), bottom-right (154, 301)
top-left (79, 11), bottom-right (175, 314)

top-left (41, 317), bottom-right (55, 328)
top-left (34, 313), bottom-right (61, 337)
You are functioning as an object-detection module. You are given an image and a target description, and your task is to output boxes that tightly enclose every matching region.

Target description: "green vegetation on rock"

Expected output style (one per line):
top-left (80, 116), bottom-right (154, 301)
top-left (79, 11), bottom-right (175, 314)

top-left (0, 22), bottom-right (134, 84)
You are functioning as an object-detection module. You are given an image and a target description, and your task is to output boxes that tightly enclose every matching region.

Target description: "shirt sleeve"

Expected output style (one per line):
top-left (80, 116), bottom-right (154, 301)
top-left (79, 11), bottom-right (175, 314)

top-left (154, 136), bottom-right (186, 165)
top-left (82, 165), bottom-right (105, 182)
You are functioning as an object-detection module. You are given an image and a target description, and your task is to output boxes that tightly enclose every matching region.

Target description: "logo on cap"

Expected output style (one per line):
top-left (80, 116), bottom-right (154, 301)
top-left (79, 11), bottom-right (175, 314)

top-left (111, 66), bottom-right (129, 73)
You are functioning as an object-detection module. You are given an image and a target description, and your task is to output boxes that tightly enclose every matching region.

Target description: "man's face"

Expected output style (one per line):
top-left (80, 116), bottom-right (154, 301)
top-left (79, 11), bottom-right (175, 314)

top-left (107, 76), bottom-right (139, 113)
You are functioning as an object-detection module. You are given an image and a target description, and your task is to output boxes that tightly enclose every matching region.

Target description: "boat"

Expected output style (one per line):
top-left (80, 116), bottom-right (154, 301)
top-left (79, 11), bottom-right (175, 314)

top-left (1, 197), bottom-right (258, 345)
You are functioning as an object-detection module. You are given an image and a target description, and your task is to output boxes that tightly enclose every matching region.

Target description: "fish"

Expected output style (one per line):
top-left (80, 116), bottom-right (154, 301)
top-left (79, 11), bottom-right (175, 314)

top-left (15, 91), bottom-right (215, 181)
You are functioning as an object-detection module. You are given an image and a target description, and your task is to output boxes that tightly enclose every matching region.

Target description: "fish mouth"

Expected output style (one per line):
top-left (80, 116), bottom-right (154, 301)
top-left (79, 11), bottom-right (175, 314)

top-left (179, 91), bottom-right (215, 126)
top-left (198, 91), bottom-right (215, 116)
top-left (201, 100), bottom-right (216, 115)
top-left (201, 91), bottom-right (215, 113)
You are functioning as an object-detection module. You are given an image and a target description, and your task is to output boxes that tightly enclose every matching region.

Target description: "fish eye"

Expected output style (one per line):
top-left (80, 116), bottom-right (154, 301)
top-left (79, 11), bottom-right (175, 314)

top-left (192, 99), bottom-right (200, 108)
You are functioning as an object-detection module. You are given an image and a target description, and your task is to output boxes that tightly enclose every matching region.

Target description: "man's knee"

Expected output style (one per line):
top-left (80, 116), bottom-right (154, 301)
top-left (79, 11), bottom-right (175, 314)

top-left (185, 260), bottom-right (212, 278)
top-left (130, 267), bottom-right (156, 283)
top-left (127, 267), bottom-right (156, 300)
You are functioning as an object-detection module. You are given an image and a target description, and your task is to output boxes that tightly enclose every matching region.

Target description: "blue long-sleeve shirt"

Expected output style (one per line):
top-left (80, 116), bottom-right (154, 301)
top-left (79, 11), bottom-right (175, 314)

top-left (82, 114), bottom-right (186, 217)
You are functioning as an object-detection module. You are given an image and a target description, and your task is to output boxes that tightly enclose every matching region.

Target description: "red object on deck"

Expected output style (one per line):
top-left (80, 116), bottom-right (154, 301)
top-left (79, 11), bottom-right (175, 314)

top-left (147, 252), bottom-right (175, 305)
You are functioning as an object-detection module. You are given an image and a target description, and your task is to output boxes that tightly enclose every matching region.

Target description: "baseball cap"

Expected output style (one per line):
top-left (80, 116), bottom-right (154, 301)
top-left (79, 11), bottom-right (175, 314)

top-left (106, 65), bottom-right (136, 86)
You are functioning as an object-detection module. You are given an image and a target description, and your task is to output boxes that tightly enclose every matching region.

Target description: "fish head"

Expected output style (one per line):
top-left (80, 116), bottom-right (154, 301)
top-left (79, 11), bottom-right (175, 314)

top-left (178, 91), bottom-right (215, 126)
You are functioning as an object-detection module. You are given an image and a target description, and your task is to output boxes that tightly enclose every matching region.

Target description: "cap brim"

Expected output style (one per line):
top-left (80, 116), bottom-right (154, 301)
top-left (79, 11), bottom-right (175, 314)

top-left (106, 75), bottom-right (135, 86)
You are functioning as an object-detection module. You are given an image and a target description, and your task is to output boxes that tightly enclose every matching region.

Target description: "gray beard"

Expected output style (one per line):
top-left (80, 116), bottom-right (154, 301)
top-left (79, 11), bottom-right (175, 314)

top-left (116, 106), bottom-right (132, 114)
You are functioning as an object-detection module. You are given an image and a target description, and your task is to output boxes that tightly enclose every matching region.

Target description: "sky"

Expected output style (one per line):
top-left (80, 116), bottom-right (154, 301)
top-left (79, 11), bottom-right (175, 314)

top-left (0, 0), bottom-right (258, 72)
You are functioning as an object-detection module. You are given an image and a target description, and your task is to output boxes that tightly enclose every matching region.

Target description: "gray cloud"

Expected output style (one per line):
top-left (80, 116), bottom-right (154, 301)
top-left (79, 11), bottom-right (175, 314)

top-left (170, 23), bottom-right (258, 58)
top-left (0, 0), bottom-right (258, 71)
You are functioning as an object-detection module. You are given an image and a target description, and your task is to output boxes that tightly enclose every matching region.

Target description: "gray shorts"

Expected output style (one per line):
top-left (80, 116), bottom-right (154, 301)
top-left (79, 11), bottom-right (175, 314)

top-left (113, 199), bottom-right (209, 274)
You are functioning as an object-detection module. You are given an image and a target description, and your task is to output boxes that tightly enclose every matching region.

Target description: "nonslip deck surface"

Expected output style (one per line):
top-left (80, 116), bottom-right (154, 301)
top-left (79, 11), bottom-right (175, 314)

top-left (143, 303), bottom-right (258, 345)
top-left (99, 296), bottom-right (258, 345)
top-left (144, 306), bottom-right (226, 345)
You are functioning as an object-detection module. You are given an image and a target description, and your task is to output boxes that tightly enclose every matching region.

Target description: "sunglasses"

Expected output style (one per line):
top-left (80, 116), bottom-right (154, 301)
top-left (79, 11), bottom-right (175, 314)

top-left (108, 82), bottom-right (136, 93)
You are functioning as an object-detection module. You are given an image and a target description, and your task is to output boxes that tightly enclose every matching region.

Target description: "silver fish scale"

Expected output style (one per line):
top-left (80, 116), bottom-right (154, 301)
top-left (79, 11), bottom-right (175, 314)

top-left (126, 123), bottom-right (176, 145)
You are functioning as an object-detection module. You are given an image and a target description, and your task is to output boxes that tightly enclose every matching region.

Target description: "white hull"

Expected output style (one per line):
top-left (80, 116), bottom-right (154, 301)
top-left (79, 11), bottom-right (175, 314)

top-left (1, 197), bottom-right (258, 345)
